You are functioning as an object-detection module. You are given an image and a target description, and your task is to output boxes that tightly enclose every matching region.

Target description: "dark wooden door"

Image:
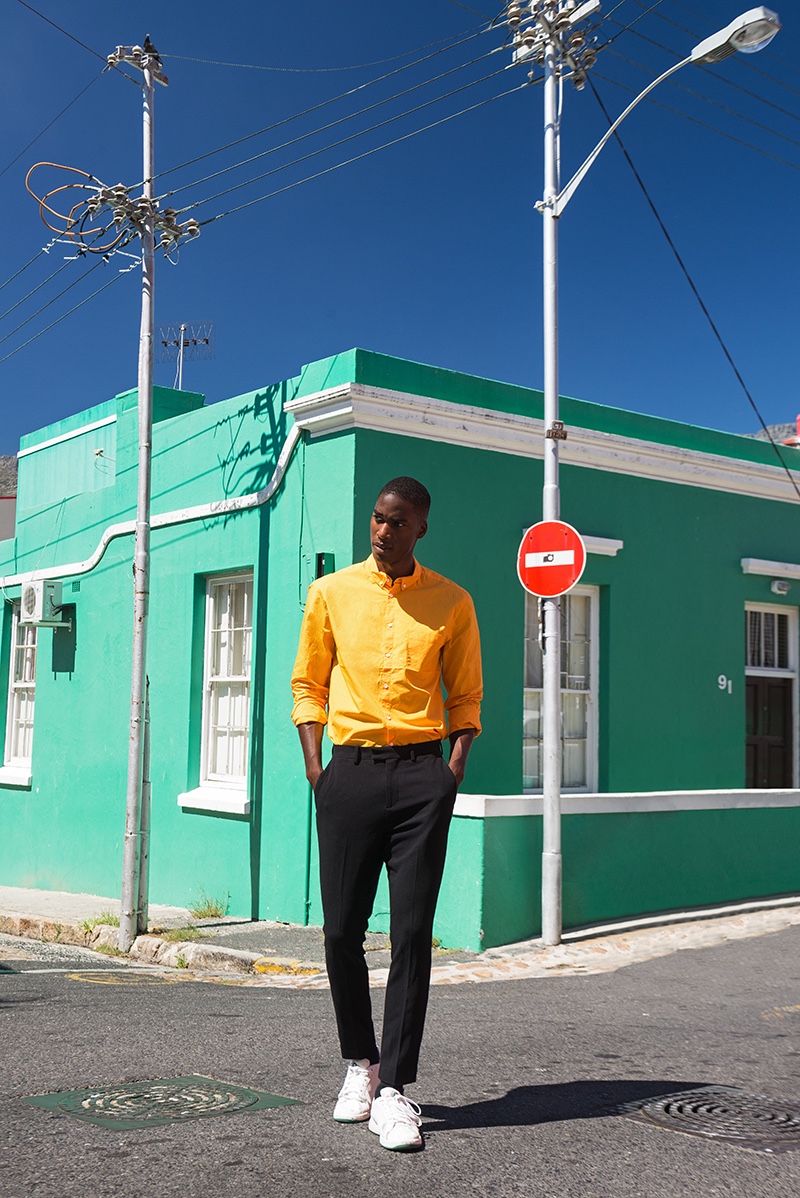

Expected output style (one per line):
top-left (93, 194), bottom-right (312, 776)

top-left (746, 676), bottom-right (793, 787)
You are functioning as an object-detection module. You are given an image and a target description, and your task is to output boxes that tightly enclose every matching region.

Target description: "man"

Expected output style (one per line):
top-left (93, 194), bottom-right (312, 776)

top-left (291, 476), bottom-right (482, 1152)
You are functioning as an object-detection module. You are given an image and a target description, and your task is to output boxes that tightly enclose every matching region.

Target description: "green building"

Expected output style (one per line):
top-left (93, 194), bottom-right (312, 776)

top-left (1, 349), bottom-right (799, 950)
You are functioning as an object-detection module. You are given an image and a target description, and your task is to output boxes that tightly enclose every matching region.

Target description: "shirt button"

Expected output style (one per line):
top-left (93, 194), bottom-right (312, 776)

top-left (385, 653), bottom-right (390, 658)
top-left (383, 684), bottom-right (389, 690)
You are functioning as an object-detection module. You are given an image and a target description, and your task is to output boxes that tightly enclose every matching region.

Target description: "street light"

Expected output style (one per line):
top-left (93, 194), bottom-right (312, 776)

top-left (520, 3), bottom-right (781, 946)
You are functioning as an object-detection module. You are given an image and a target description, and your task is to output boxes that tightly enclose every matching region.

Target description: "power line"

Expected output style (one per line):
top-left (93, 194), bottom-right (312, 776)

top-left (611, 17), bottom-right (800, 112)
top-left (626, 0), bottom-right (800, 98)
top-left (199, 77), bottom-right (530, 228)
top-left (592, 70), bottom-right (800, 172)
top-left (161, 46), bottom-right (503, 205)
top-left (587, 74), bottom-right (800, 503)
top-left (0, 255), bottom-right (117, 349)
top-left (14, 0), bottom-right (139, 86)
top-left (162, 25), bottom-right (487, 72)
top-left (183, 64), bottom-right (511, 218)
top-left (0, 266), bottom-right (129, 367)
top-left (0, 257), bottom-right (70, 325)
top-left (0, 249), bottom-right (48, 297)
top-left (0, 70), bottom-right (104, 182)
top-left (148, 25), bottom-right (494, 185)
top-left (605, 48), bottom-right (800, 152)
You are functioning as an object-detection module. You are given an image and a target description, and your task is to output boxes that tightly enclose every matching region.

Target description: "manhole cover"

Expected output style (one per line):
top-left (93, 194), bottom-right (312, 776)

top-left (616, 1086), bottom-right (800, 1154)
top-left (23, 1075), bottom-right (298, 1129)
top-left (66, 971), bottom-right (181, 985)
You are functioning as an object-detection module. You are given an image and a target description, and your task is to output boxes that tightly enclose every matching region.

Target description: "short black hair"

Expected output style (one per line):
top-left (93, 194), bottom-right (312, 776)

top-left (378, 476), bottom-right (431, 516)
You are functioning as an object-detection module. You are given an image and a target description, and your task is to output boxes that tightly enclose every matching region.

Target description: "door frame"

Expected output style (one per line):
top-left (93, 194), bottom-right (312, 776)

top-left (745, 601), bottom-right (799, 788)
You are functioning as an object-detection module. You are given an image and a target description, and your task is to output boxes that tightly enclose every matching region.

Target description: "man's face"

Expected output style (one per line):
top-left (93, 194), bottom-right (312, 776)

top-left (370, 492), bottom-right (428, 577)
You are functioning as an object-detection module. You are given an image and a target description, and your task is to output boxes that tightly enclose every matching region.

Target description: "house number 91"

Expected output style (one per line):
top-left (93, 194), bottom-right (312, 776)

top-left (718, 674), bottom-right (733, 694)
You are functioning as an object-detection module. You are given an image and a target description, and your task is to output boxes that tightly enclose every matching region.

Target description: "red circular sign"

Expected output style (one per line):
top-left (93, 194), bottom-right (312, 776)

top-left (517, 521), bottom-right (586, 598)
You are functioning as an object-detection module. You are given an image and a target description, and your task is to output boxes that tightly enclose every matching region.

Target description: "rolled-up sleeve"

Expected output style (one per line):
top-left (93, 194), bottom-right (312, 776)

top-left (291, 583), bottom-right (335, 727)
top-left (442, 593), bottom-right (482, 736)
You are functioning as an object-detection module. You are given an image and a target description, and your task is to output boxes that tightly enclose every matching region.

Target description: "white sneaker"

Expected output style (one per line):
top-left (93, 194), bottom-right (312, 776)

top-left (333, 1061), bottom-right (380, 1123)
top-left (368, 1088), bottom-right (423, 1151)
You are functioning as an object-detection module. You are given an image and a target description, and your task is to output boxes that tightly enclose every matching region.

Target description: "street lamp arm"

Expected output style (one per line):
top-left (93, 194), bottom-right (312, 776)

top-left (551, 56), bottom-right (691, 217)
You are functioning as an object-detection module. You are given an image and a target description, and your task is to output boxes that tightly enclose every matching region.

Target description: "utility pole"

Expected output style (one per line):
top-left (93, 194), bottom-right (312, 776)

top-left (26, 41), bottom-right (200, 953)
top-left (508, 0), bottom-right (599, 946)
top-left (110, 39), bottom-right (161, 952)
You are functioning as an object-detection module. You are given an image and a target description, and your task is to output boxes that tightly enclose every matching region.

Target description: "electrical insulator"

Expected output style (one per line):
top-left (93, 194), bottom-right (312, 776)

top-left (583, 48), bottom-right (596, 66)
top-left (112, 207), bottom-right (127, 224)
top-left (507, 3), bottom-right (523, 28)
top-left (184, 219), bottom-right (200, 237)
top-left (570, 32), bottom-right (584, 48)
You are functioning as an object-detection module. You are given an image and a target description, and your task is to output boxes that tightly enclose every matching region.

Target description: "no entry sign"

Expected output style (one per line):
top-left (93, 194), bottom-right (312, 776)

top-left (517, 521), bottom-right (586, 598)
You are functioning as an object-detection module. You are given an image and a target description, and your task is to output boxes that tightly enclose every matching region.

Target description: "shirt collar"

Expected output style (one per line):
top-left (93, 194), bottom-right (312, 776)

top-left (364, 555), bottom-right (423, 592)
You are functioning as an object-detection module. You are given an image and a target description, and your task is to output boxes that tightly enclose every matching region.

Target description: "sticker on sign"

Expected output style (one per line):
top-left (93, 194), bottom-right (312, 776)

top-left (517, 521), bottom-right (586, 598)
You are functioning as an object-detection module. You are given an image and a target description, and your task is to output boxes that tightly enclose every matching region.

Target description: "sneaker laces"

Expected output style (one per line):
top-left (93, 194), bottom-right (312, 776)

top-left (380, 1092), bottom-right (422, 1128)
top-left (338, 1062), bottom-right (372, 1100)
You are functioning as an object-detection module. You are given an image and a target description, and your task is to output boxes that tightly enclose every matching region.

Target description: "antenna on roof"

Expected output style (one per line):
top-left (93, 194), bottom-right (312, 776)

top-left (158, 321), bottom-right (215, 390)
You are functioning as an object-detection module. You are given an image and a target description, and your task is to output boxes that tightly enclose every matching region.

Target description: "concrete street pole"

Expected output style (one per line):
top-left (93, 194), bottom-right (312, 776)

top-left (120, 62), bottom-right (155, 952)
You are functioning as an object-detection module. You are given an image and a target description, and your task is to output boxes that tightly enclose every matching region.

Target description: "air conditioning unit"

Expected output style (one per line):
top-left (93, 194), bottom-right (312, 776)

top-left (19, 580), bottom-right (65, 626)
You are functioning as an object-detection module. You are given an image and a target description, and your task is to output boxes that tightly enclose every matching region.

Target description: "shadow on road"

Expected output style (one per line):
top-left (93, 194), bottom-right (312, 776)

top-left (424, 1079), bottom-right (703, 1130)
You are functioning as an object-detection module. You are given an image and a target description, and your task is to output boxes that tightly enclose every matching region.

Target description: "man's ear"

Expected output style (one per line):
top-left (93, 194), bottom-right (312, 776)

top-left (417, 520), bottom-right (428, 540)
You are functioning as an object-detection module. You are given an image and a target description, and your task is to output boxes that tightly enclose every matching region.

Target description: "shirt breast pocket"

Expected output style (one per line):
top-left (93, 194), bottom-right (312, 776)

top-left (405, 623), bottom-right (446, 675)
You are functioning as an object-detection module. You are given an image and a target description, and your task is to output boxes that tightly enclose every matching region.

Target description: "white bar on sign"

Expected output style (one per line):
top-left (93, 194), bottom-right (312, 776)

top-left (525, 550), bottom-right (575, 568)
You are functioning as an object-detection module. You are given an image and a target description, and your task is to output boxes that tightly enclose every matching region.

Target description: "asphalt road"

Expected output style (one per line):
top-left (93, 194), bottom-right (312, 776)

top-left (2, 927), bottom-right (800, 1198)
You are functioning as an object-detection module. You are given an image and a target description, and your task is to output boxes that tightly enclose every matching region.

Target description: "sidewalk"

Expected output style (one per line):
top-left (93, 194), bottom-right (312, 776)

top-left (1, 884), bottom-right (800, 988)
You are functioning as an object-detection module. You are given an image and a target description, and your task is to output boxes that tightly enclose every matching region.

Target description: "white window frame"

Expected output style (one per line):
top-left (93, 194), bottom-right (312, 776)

top-left (523, 584), bottom-right (599, 794)
top-left (745, 601), bottom-right (798, 788)
top-left (0, 603), bottom-right (37, 786)
top-left (178, 572), bottom-right (254, 815)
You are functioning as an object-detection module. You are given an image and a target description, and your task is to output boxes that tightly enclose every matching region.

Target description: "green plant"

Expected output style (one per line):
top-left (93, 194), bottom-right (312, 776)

top-left (159, 926), bottom-right (203, 942)
top-left (79, 910), bottom-right (120, 935)
top-left (94, 943), bottom-right (125, 957)
top-left (189, 889), bottom-right (230, 920)
top-left (175, 954), bottom-right (189, 969)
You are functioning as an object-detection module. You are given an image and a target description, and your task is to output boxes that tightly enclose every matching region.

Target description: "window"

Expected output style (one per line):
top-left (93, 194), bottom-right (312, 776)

top-left (523, 587), bottom-right (598, 792)
top-left (201, 574), bottom-right (253, 787)
top-left (4, 604), bottom-right (37, 776)
top-left (745, 603), bottom-right (797, 789)
top-left (746, 607), bottom-right (790, 671)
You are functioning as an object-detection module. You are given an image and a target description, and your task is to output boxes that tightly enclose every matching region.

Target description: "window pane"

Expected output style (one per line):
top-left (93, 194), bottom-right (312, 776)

top-left (5, 610), bottom-right (36, 766)
top-left (746, 609), bottom-right (792, 671)
top-left (523, 591), bottom-right (593, 791)
top-left (203, 577), bottom-right (253, 783)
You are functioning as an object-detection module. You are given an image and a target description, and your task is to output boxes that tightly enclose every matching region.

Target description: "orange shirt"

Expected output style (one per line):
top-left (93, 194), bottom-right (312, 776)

top-left (291, 556), bottom-right (482, 747)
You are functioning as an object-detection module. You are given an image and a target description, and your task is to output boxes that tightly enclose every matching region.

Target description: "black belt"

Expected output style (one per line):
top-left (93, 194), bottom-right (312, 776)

top-left (332, 741), bottom-right (443, 763)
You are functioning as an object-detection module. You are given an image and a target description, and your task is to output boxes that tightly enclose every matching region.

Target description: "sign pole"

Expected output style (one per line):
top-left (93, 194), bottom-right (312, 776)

top-left (541, 13), bottom-right (563, 946)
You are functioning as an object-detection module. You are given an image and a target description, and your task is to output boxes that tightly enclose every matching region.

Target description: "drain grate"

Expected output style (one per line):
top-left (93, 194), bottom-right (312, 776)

top-left (23, 1075), bottom-right (298, 1129)
top-left (615, 1085), bottom-right (800, 1154)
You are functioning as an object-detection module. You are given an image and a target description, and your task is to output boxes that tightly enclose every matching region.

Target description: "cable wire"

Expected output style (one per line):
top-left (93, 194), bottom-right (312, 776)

top-left (610, 17), bottom-right (800, 114)
top-left (591, 69), bottom-right (800, 171)
top-left (605, 48), bottom-right (800, 152)
top-left (160, 46), bottom-right (503, 205)
top-left (0, 70), bottom-right (103, 182)
top-left (0, 249), bottom-right (49, 297)
top-left (14, 0), bottom-right (140, 86)
top-left (587, 74), bottom-right (800, 503)
top-left (0, 257), bottom-right (71, 325)
top-left (0, 267), bottom-right (129, 367)
top-left (148, 24), bottom-right (494, 185)
top-left (182, 63), bottom-right (510, 217)
top-left (163, 25), bottom-right (486, 72)
top-left (199, 78), bottom-right (530, 227)
top-left (0, 255), bottom-right (116, 349)
top-left (626, 0), bottom-right (800, 101)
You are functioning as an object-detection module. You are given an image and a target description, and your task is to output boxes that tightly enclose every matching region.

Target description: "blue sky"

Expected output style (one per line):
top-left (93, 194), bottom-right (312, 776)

top-left (1, 1), bottom-right (797, 455)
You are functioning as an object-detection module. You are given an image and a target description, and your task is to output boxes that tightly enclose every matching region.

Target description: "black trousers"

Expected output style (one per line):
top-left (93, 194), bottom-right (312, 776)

top-left (314, 742), bottom-right (458, 1090)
